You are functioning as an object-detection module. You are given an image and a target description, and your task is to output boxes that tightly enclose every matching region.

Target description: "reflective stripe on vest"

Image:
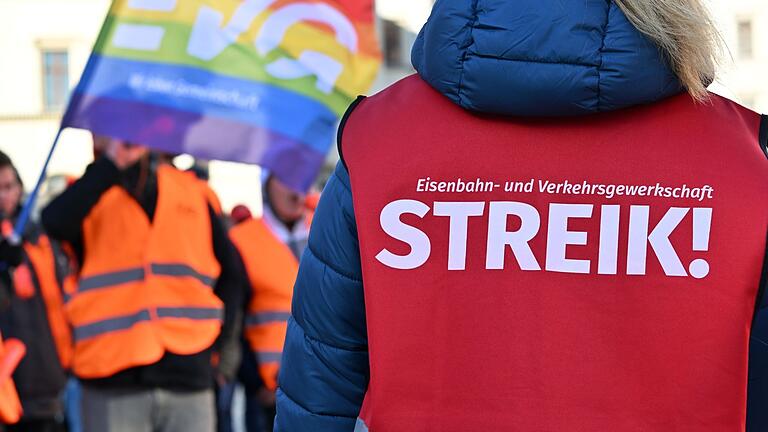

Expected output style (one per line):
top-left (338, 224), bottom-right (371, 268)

top-left (343, 76), bottom-right (768, 431)
top-left (157, 306), bottom-right (222, 320)
top-left (78, 268), bottom-right (145, 293)
top-left (255, 351), bottom-right (283, 364)
top-left (229, 218), bottom-right (296, 391)
top-left (76, 264), bottom-right (216, 297)
top-left (151, 264), bottom-right (217, 287)
top-left (73, 307), bottom-right (223, 342)
top-left (245, 311), bottom-right (291, 327)
top-left (73, 310), bottom-right (151, 342)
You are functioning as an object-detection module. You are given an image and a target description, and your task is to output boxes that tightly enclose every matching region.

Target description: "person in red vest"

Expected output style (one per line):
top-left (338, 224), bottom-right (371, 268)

top-left (226, 173), bottom-right (315, 432)
top-left (41, 138), bottom-right (245, 432)
top-left (0, 151), bottom-right (71, 432)
top-left (275, 0), bottom-right (768, 431)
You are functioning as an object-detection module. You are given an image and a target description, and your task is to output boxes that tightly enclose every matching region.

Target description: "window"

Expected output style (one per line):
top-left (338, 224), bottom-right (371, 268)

top-left (42, 50), bottom-right (69, 112)
top-left (737, 20), bottom-right (753, 60)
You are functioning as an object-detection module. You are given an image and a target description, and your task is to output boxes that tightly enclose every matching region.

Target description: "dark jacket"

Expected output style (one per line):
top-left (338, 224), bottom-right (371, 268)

top-left (750, 119), bottom-right (768, 432)
top-left (275, 0), bottom-right (768, 430)
top-left (41, 156), bottom-right (245, 390)
top-left (0, 217), bottom-right (67, 420)
top-left (750, 272), bottom-right (768, 430)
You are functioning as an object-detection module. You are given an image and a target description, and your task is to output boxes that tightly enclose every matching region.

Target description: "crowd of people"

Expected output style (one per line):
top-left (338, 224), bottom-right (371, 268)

top-left (0, 137), bottom-right (316, 432)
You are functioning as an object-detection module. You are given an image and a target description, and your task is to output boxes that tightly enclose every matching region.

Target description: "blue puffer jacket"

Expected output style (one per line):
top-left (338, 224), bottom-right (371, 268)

top-left (276, 1), bottom-right (759, 430)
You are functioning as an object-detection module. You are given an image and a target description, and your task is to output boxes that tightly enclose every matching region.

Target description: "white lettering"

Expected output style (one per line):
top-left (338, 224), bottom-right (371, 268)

top-left (545, 204), bottom-right (593, 274)
top-left (376, 200), bottom-right (431, 270)
top-left (486, 202), bottom-right (541, 271)
top-left (433, 202), bottom-right (485, 271)
top-left (128, 0), bottom-right (176, 11)
top-left (112, 24), bottom-right (166, 51)
top-left (375, 200), bottom-right (712, 279)
top-left (648, 208), bottom-right (689, 276)
top-left (627, 206), bottom-right (688, 276)
top-left (597, 205), bottom-right (620, 275)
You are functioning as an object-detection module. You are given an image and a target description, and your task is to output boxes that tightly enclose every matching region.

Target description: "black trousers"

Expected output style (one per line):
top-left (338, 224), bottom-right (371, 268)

top-left (5, 419), bottom-right (63, 432)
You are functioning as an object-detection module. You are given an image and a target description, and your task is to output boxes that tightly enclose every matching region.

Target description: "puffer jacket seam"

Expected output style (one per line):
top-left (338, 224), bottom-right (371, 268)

top-left (456, 0), bottom-right (480, 106)
top-left (278, 387), bottom-right (359, 420)
top-left (469, 52), bottom-right (597, 67)
top-left (294, 314), bottom-right (368, 355)
top-left (596, 3), bottom-right (611, 112)
top-left (332, 169), bottom-right (353, 195)
top-left (306, 243), bottom-right (363, 283)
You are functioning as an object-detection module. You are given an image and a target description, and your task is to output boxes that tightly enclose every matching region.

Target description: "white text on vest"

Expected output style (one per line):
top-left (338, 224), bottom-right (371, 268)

top-left (376, 200), bottom-right (713, 279)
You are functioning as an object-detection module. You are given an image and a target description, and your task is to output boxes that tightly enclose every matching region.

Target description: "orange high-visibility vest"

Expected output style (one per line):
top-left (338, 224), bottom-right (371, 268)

top-left (0, 335), bottom-right (24, 425)
top-left (184, 170), bottom-right (223, 216)
top-left (201, 180), bottom-right (222, 216)
top-left (22, 235), bottom-right (73, 369)
top-left (230, 218), bottom-right (297, 390)
top-left (66, 165), bottom-right (223, 379)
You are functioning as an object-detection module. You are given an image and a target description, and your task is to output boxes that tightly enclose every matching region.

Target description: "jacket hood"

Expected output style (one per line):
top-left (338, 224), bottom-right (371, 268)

top-left (411, 0), bottom-right (685, 117)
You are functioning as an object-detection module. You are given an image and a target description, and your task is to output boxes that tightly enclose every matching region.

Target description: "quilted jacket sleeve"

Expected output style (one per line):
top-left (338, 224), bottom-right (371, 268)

top-left (748, 241), bottom-right (768, 431)
top-left (748, 117), bottom-right (768, 431)
top-left (274, 162), bottom-right (369, 432)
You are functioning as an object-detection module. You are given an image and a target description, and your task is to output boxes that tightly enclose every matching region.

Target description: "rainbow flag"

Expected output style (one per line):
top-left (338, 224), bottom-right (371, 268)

top-left (63, 0), bottom-right (380, 191)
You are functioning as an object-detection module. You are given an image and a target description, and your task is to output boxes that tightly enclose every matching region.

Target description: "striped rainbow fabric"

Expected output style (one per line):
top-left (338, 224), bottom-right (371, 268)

top-left (63, 0), bottom-right (381, 191)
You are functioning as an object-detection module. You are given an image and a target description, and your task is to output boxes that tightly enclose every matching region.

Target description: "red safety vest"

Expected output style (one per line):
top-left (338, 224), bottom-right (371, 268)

top-left (66, 165), bottom-right (223, 379)
top-left (342, 76), bottom-right (768, 431)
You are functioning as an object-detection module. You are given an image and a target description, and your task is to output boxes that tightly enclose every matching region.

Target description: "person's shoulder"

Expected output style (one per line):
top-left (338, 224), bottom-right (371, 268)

top-left (364, 74), bottom-right (449, 112)
top-left (160, 164), bottom-right (197, 184)
top-left (20, 218), bottom-right (44, 244)
top-left (706, 92), bottom-right (761, 116)
top-left (161, 165), bottom-right (220, 205)
top-left (339, 75), bottom-right (455, 166)
top-left (229, 217), bottom-right (270, 242)
top-left (703, 93), bottom-right (766, 148)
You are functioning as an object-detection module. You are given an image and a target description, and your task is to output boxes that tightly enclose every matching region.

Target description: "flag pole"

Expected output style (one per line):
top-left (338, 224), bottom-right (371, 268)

top-left (11, 127), bottom-right (63, 244)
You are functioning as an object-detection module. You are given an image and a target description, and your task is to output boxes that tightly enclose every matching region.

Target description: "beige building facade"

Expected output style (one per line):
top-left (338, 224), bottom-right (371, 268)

top-left (709, 0), bottom-right (768, 111)
top-left (0, 0), bottom-right (109, 190)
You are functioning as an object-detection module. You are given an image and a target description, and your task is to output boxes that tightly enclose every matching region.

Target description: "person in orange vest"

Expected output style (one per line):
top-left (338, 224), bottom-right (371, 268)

top-left (276, 0), bottom-right (768, 431)
top-left (41, 138), bottom-right (245, 432)
top-left (0, 151), bottom-right (71, 432)
top-left (226, 173), bottom-right (315, 432)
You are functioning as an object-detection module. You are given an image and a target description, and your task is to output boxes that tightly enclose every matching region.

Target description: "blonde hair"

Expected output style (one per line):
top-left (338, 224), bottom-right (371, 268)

top-left (613, 0), bottom-right (722, 101)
